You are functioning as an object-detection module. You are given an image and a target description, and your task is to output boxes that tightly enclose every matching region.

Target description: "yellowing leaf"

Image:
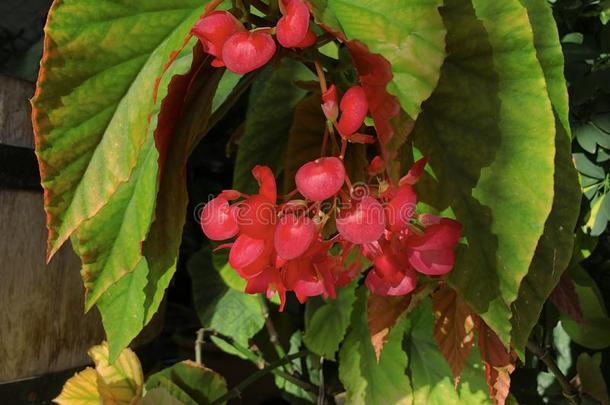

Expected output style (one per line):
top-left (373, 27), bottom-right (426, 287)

top-left (54, 367), bottom-right (100, 405)
top-left (89, 342), bottom-right (144, 405)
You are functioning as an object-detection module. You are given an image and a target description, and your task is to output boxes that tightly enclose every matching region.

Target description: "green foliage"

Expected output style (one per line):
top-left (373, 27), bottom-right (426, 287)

top-left (145, 361), bottom-right (227, 405)
top-left (413, 0), bottom-right (560, 345)
top-left (303, 281), bottom-right (357, 359)
top-left (33, 0), bottom-right (209, 259)
top-left (327, 0), bottom-right (446, 119)
top-left (406, 300), bottom-right (490, 405)
top-left (561, 266), bottom-right (610, 349)
top-left (188, 248), bottom-right (265, 358)
top-left (338, 288), bottom-right (411, 404)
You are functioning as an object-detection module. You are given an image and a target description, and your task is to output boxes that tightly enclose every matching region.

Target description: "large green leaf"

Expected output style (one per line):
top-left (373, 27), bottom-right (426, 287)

top-left (303, 280), bottom-right (357, 360)
top-left (33, 0), bottom-right (209, 259)
top-left (338, 288), bottom-right (411, 404)
top-left (519, 0), bottom-right (571, 135)
top-left (510, 116), bottom-right (580, 355)
top-left (233, 59), bottom-right (314, 193)
top-left (507, 2), bottom-right (578, 354)
top-left (406, 300), bottom-right (490, 405)
top-left (146, 360), bottom-right (227, 405)
top-left (72, 43), bottom-right (197, 310)
top-left (509, 0), bottom-right (578, 356)
top-left (74, 43), bottom-right (219, 361)
top-left (412, 0), bottom-right (556, 344)
top-left (327, 0), bottom-right (446, 119)
top-left (188, 248), bottom-right (265, 359)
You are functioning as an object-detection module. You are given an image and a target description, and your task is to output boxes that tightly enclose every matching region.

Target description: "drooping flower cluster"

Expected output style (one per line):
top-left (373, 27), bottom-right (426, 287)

top-left (200, 84), bottom-right (462, 307)
top-left (192, 0), bottom-right (315, 75)
top-left (193, 2), bottom-right (461, 306)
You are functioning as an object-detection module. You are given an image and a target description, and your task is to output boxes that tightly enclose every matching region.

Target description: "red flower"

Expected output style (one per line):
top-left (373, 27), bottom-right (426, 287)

top-left (336, 86), bottom-right (368, 137)
top-left (192, 11), bottom-right (245, 67)
top-left (200, 195), bottom-right (239, 240)
top-left (336, 196), bottom-right (385, 244)
top-left (222, 30), bottom-right (277, 74)
top-left (276, 0), bottom-right (312, 48)
top-left (404, 216), bottom-right (462, 276)
top-left (295, 157), bottom-right (346, 201)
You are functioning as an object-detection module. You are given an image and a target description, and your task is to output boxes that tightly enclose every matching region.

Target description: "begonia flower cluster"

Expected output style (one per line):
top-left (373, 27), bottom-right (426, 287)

top-left (194, 2), bottom-right (461, 307)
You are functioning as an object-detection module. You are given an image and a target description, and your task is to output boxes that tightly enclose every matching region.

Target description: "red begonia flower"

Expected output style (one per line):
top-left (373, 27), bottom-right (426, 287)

top-left (192, 11), bottom-right (245, 67)
top-left (229, 234), bottom-right (270, 274)
top-left (385, 183), bottom-right (417, 232)
top-left (365, 266), bottom-right (417, 296)
top-left (222, 30), bottom-right (277, 74)
top-left (276, 0), bottom-right (311, 48)
top-left (399, 157), bottom-right (428, 186)
top-left (245, 266), bottom-right (287, 311)
top-left (274, 213), bottom-right (316, 260)
top-left (252, 165), bottom-right (277, 202)
top-left (336, 196), bottom-right (385, 244)
top-left (295, 157), bottom-right (345, 201)
top-left (296, 30), bottom-right (317, 48)
top-left (336, 86), bottom-right (368, 137)
top-left (200, 196), bottom-right (239, 240)
top-left (237, 194), bottom-right (276, 239)
top-left (404, 217), bottom-right (461, 276)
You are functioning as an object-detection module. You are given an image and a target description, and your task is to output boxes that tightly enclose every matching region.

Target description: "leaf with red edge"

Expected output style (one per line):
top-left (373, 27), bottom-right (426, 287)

top-left (33, 0), bottom-right (212, 260)
top-left (73, 39), bottom-right (204, 312)
top-left (367, 294), bottom-right (410, 361)
top-left (432, 285), bottom-right (475, 379)
top-left (550, 272), bottom-right (585, 324)
top-left (87, 43), bottom-right (223, 361)
top-left (478, 322), bottom-right (516, 405)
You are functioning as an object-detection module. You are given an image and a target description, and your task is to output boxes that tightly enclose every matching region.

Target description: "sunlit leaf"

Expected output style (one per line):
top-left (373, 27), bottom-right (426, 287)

top-left (338, 288), bottom-right (411, 404)
top-left (413, 0), bottom-right (557, 344)
top-left (54, 368), bottom-right (100, 405)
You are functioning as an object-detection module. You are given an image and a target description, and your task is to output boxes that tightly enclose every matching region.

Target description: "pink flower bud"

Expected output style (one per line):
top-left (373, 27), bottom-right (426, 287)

top-left (296, 30), bottom-right (317, 48)
top-left (200, 196), bottom-right (239, 240)
top-left (336, 196), bottom-right (385, 244)
top-left (276, 0), bottom-right (311, 48)
top-left (295, 157), bottom-right (346, 201)
top-left (274, 214), bottom-right (316, 260)
top-left (229, 234), bottom-right (270, 274)
top-left (321, 85), bottom-right (338, 122)
top-left (336, 86), bottom-right (368, 136)
top-left (222, 31), bottom-right (277, 74)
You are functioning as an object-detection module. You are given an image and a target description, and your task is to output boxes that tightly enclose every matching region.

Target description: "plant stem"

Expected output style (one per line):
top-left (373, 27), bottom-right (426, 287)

top-left (203, 328), bottom-right (319, 396)
top-left (526, 340), bottom-right (580, 405)
top-left (314, 60), bottom-right (328, 94)
top-left (317, 357), bottom-right (325, 405)
top-left (258, 296), bottom-right (295, 374)
top-left (195, 328), bottom-right (205, 365)
top-left (210, 351), bottom-right (309, 404)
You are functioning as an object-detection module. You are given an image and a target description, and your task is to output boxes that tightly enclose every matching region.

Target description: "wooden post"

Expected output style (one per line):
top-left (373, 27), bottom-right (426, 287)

top-left (0, 75), bottom-right (105, 382)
